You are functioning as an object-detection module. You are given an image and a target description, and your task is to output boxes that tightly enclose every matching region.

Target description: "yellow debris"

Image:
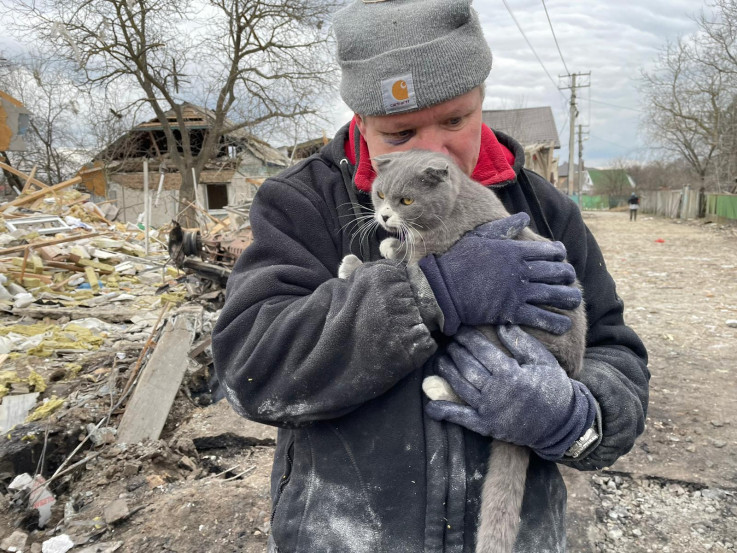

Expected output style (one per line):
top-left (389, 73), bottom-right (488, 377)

top-left (159, 292), bottom-right (187, 306)
top-left (0, 323), bottom-right (54, 337)
top-left (0, 369), bottom-right (21, 400)
top-left (64, 363), bottom-right (82, 378)
top-left (25, 396), bottom-right (65, 422)
top-left (28, 370), bottom-right (46, 392)
top-left (85, 266), bottom-right (99, 289)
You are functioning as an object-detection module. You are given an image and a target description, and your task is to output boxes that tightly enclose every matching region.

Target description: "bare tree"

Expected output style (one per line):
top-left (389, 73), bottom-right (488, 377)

top-left (695, 0), bottom-right (737, 189)
top-left (640, 38), bottom-right (725, 188)
top-left (2, 56), bottom-right (92, 183)
top-left (639, 2), bottom-right (737, 191)
top-left (4, 0), bottom-right (339, 222)
top-left (625, 158), bottom-right (697, 192)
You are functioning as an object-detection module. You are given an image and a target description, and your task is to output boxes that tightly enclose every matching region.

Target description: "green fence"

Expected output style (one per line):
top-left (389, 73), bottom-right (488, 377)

top-left (569, 194), bottom-right (625, 210)
top-left (707, 194), bottom-right (737, 221)
top-left (573, 189), bottom-right (737, 221)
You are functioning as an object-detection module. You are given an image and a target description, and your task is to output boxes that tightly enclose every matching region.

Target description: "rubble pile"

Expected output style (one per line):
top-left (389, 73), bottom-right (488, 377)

top-left (0, 167), bottom-right (259, 552)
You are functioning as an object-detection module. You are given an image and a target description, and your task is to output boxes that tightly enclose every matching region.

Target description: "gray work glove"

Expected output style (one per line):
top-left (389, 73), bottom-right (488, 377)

top-left (425, 325), bottom-right (596, 460)
top-left (417, 213), bottom-right (581, 336)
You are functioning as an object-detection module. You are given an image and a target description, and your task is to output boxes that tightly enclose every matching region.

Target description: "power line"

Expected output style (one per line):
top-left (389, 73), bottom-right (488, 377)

top-left (588, 98), bottom-right (641, 113)
top-left (541, 0), bottom-right (570, 76)
top-left (500, 0), bottom-right (566, 100)
top-left (589, 133), bottom-right (637, 152)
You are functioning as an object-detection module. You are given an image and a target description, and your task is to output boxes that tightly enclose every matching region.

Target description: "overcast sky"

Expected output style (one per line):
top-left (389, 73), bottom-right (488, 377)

top-left (326, 0), bottom-right (704, 169)
top-left (1, 0), bottom-right (705, 169)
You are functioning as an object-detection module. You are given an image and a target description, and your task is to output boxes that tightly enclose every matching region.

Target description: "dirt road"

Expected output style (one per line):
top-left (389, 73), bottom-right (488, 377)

top-left (564, 210), bottom-right (737, 552)
top-left (584, 210), bottom-right (737, 487)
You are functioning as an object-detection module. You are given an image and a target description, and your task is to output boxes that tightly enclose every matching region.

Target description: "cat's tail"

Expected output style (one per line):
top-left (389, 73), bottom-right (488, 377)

top-left (475, 442), bottom-right (529, 553)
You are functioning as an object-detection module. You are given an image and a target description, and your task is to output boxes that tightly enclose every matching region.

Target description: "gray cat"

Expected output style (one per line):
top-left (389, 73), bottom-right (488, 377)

top-left (339, 149), bottom-right (586, 553)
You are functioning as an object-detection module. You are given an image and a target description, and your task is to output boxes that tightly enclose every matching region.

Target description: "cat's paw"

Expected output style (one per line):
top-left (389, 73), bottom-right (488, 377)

top-left (379, 237), bottom-right (401, 260)
top-left (338, 254), bottom-right (363, 279)
top-left (422, 376), bottom-right (462, 404)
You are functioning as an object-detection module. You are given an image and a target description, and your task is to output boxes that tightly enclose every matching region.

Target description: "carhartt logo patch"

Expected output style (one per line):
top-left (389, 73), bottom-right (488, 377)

top-left (382, 73), bottom-right (417, 113)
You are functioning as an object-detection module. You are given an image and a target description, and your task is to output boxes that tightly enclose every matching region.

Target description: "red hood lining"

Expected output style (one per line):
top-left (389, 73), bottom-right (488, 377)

top-left (344, 116), bottom-right (517, 193)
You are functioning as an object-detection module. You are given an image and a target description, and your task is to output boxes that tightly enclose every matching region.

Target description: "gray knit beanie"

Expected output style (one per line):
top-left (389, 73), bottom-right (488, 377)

top-left (333, 0), bottom-right (492, 116)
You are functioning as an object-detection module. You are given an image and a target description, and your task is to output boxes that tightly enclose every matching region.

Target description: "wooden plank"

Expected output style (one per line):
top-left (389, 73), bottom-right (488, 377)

top-left (117, 307), bottom-right (201, 444)
top-left (12, 305), bottom-right (140, 323)
top-left (0, 161), bottom-right (49, 192)
top-left (44, 261), bottom-right (84, 272)
top-left (36, 245), bottom-right (65, 261)
top-left (0, 174), bottom-right (82, 212)
top-left (0, 231), bottom-right (107, 255)
top-left (5, 271), bottom-right (53, 284)
top-left (21, 165), bottom-right (39, 193)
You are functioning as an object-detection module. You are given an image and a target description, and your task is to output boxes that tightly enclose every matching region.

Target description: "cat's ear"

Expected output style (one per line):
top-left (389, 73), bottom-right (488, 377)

top-left (423, 162), bottom-right (449, 183)
top-left (374, 155), bottom-right (393, 171)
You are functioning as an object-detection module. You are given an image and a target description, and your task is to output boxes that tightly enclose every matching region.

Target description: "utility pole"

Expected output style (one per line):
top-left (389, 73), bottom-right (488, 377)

top-left (577, 123), bottom-right (587, 207)
top-left (560, 72), bottom-right (590, 197)
top-left (567, 74), bottom-right (577, 196)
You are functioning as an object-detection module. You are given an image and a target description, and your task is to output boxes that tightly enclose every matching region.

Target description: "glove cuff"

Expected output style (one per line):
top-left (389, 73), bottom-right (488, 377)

top-left (534, 382), bottom-right (598, 461)
top-left (406, 264), bottom-right (444, 332)
top-left (418, 254), bottom-right (460, 335)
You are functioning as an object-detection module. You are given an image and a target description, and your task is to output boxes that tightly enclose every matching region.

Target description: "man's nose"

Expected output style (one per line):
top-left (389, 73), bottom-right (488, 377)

top-left (413, 128), bottom-right (450, 155)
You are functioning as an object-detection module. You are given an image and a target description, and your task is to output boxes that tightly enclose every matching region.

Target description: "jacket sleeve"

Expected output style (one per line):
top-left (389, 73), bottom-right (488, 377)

top-left (212, 172), bottom-right (438, 427)
top-left (543, 188), bottom-right (650, 471)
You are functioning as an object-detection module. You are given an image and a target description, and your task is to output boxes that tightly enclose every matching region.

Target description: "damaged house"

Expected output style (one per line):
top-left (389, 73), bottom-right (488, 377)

top-left (482, 106), bottom-right (561, 185)
top-left (88, 103), bottom-right (289, 227)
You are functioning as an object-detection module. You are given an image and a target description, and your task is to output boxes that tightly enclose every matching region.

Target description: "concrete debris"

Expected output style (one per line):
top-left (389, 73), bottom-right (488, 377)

top-left (103, 499), bottom-right (130, 525)
top-left (40, 534), bottom-right (74, 553)
top-left (0, 392), bottom-right (39, 432)
top-left (0, 530), bottom-right (28, 552)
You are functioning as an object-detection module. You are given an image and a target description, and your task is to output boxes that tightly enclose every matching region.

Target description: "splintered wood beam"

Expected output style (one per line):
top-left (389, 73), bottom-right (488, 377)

top-left (0, 161), bottom-right (49, 192)
top-left (117, 305), bottom-right (201, 444)
top-left (21, 165), bottom-right (40, 193)
top-left (0, 173), bottom-right (81, 212)
top-left (0, 231), bottom-right (108, 255)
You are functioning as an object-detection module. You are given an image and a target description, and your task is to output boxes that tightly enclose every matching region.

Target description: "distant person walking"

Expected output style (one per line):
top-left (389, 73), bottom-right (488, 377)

top-left (629, 192), bottom-right (640, 221)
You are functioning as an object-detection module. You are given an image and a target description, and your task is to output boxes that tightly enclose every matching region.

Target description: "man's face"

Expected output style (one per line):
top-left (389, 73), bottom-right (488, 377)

top-left (356, 88), bottom-right (484, 177)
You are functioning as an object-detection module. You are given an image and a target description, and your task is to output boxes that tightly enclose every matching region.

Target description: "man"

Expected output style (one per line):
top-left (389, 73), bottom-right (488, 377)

top-left (212, 1), bottom-right (649, 551)
top-left (629, 191), bottom-right (641, 221)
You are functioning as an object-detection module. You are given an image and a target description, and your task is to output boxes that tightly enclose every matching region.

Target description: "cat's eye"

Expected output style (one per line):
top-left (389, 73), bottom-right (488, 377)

top-left (401, 198), bottom-right (414, 205)
top-left (377, 191), bottom-right (385, 199)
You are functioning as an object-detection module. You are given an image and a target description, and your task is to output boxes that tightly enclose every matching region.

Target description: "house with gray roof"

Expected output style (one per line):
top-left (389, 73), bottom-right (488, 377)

top-left (482, 106), bottom-right (560, 185)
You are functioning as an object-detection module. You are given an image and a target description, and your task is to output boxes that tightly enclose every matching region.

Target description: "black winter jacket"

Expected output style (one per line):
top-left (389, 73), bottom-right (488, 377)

top-left (212, 124), bottom-right (650, 553)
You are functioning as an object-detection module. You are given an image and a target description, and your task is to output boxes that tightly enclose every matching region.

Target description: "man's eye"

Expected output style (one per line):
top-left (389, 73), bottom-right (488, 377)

top-left (384, 130), bottom-right (414, 144)
top-left (446, 117), bottom-right (463, 127)
top-left (401, 198), bottom-right (414, 205)
top-left (377, 191), bottom-right (385, 199)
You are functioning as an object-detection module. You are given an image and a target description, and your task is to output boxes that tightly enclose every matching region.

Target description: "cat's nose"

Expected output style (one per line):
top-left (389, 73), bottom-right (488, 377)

top-left (382, 214), bottom-right (390, 223)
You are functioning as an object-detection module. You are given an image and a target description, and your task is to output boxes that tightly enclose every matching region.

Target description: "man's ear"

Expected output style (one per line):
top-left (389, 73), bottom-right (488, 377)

top-left (355, 114), bottom-right (367, 136)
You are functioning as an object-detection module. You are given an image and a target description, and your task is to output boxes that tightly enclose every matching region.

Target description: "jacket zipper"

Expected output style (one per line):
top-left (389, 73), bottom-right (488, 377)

top-left (270, 441), bottom-right (294, 525)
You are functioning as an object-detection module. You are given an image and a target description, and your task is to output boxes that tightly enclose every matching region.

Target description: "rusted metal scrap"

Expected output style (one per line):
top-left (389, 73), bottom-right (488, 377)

top-left (168, 221), bottom-right (252, 286)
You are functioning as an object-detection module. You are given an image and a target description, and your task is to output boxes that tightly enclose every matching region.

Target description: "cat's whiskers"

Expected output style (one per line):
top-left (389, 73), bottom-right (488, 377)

top-left (400, 222), bottom-right (418, 264)
top-left (405, 220), bottom-right (427, 260)
top-left (339, 213), bottom-right (376, 233)
top-left (349, 217), bottom-right (380, 253)
top-left (357, 217), bottom-right (380, 251)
